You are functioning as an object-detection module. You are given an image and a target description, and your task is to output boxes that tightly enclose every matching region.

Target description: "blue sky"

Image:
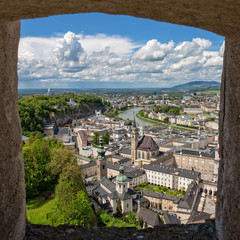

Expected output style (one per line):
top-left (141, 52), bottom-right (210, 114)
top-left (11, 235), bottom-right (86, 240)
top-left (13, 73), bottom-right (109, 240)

top-left (19, 13), bottom-right (224, 89)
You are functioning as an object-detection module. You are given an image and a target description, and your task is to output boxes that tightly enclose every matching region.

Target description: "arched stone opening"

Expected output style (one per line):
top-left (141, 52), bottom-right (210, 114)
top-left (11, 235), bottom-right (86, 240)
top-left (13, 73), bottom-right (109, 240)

top-left (0, 2), bottom-right (239, 240)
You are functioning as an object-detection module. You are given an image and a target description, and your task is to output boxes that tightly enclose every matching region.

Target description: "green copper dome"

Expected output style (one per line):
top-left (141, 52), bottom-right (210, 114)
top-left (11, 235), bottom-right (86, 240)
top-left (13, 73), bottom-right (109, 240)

top-left (116, 164), bottom-right (128, 183)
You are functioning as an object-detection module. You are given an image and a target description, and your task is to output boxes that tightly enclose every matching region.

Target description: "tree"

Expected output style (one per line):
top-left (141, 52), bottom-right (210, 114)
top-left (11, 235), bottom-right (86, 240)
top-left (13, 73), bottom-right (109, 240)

top-left (49, 178), bottom-right (94, 227)
top-left (23, 136), bottom-right (62, 198)
top-left (18, 94), bottom-right (104, 136)
top-left (23, 135), bottom-right (81, 198)
top-left (114, 199), bottom-right (123, 218)
top-left (102, 131), bottom-right (110, 145)
top-left (138, 217), bottom-right (144, 228)
top-left (92, 132), bottom-right (99, 146)
top-left (47, 148), bottom-right (76, 177)
top-left (163, 117), bottom-right (169, 123)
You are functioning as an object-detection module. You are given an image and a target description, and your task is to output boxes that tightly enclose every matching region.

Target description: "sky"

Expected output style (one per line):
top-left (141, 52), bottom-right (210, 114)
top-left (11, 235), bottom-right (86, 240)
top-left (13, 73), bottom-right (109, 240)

top-left (19, 13), bottom-right (225, 89)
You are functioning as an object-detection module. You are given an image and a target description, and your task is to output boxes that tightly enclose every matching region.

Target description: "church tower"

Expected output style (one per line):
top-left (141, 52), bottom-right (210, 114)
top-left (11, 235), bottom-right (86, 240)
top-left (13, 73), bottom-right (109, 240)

top-left (96, 136), bottom-right (107, 180)
top-left (131, 117), bottom-right (138, 164)
top-left (116, 164), bottom-right (128, 194)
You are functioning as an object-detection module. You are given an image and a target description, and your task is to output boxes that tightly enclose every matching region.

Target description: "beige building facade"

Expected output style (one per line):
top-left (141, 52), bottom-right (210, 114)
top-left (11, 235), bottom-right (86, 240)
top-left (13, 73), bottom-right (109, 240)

top-left (142, 190), bottom-right (180, 212)
top-left (174, 149), bottom-right (216, 175)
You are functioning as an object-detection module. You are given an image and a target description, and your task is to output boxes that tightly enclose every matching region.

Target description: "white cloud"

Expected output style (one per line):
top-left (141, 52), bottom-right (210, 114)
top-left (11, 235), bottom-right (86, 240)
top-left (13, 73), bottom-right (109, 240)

top-left (18, 32), bottom-right (224, 88)
top-left (133, 39), bottom-right (174, 61)
top-left (19, 37), bottom-right (57, 58)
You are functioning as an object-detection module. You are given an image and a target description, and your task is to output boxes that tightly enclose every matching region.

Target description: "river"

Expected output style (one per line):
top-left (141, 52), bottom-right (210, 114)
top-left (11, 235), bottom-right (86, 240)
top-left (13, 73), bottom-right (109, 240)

top-left (118, 107), bottom-right (156, 126)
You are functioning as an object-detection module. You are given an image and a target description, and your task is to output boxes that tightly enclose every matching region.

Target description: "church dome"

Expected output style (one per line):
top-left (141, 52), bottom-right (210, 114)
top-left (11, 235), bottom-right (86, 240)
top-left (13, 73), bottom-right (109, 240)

top-left (116, 165), bottom-right (128, 183)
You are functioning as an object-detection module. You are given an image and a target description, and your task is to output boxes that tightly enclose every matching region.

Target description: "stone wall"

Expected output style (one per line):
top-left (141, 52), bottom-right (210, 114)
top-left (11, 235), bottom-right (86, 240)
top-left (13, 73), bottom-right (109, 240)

top-left (216, 38), bottom-right (240, 240)
top-left (0, 1), bottom-right (240, 240)
top-left (0, 0), bottom-right (240, 41)
top-left (26, 221), bottom-right (217, 240)
top-left (0, 21), bottom-right (26, 240)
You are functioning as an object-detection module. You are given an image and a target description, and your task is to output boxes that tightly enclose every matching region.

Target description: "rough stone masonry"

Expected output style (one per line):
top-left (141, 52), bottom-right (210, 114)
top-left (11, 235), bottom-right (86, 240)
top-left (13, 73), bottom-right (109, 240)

top-left (0, 1), bottom-right (240, 239)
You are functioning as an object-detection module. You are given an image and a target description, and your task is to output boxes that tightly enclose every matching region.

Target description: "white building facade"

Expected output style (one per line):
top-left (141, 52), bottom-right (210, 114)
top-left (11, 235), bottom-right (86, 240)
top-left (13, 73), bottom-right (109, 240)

top-left (142, 164), bottom-right (201, 190)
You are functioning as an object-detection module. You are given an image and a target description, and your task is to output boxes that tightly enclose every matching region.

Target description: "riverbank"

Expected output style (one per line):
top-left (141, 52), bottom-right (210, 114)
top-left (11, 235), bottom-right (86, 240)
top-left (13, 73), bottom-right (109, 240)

top-left (136, 112), bottom-right (167, 127)
top-left (119, 107), bottom-right (156, 126)
top-left (136, 112), bottom-right (197, 132)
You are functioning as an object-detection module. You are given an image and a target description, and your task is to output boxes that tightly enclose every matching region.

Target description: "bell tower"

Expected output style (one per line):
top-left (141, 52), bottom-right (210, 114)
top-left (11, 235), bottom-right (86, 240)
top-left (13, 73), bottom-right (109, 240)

top-left (131, 117), bottom-right (138, 164)
top-left (96, 136), bottom-right (107, 180)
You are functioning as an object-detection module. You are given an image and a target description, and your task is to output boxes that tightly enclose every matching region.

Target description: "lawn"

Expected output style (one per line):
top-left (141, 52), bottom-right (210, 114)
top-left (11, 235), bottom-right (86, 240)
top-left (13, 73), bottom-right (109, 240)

top-left (135, 183), bottom-right (185, 198)
top-left (26, 198), bottom-right (56, 225)
top-left (26, 198), bottom-right (142, 229)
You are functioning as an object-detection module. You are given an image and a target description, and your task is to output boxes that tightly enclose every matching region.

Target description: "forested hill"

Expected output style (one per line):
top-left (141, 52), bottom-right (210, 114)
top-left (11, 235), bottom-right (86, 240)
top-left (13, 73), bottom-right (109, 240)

top-left (170, 81), bottom-right (220, 92)
top-left (19, 94), bottom-right (105, 136)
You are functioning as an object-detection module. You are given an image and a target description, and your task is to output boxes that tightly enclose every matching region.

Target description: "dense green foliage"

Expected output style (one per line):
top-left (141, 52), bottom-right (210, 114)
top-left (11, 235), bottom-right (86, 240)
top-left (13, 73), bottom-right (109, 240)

top-left (163, 117), bottom-right (169, 123)
top-left (92, 132), bottom-right (100, 146)
top-left (23, 135), bottom-right (62, 198)
top-left (25, 135), bottom-right (94, 227)
top-left (104, 109), bottom-right (119, 119)
top-left (154, 105), bottom-right (181, 115)
top-left (49, 179), bottom-right (94, 227)
top-left (92, 131), bottom-right (110, 146)
top-left (135, 183), bottom-right (185, 198)
top-left (23, 135), bottom-right (81, 198)
top-left (19, 94), bottom-right (103, 136)
top-left (170, 81), bottom-right (220, 92)
top-left (97, 211), bottom-right (141, 229)
top-left (138, 110), bottom-right (149, 118)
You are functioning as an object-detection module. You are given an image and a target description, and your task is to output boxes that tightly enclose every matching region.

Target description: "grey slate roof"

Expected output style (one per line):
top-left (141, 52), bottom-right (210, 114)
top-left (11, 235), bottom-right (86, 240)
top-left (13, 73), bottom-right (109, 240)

top-left (111, 154), bottom-right (125, 160)
top-left (133, 196), bottom-right (148, 206)
top-left (137, 136), bottom-right (159, 151)
top-left (78, 130), bottom-right (88, 140)
top-left (136, 207), bottom-right (162, 227)
top-left (142, 164), bottom-right (200, 180)
top-left (57, 128), bottom-right (70, 136)
top-left (175, 149), bottom-right (215, 158)
top-left (119, 148), bottom-right (131, 155)
top-left (120, 192), bottom-right (133, 200)
top-left (107, 161), bottom-right (121, 171)
top-left (109, 190), bottom-right (119, 200)
top-left (80, 160), bottom-right (97, 169)
top-left (124, 169), bottom-right (146, 179)
top-left (178, 181), bottom-right (198, 210)
top-left (94, 186), bottom-right (109, 198)
top-left (108, 188), bottom-right (136, 200)
top-left (100, 177), bottom-right (116, 193)
top-left (118, 158), bottom-right (131, 165)
top-left (163, 211), bottom-right (180, 224)
top-left (141, 190), bottom-right (181, 203)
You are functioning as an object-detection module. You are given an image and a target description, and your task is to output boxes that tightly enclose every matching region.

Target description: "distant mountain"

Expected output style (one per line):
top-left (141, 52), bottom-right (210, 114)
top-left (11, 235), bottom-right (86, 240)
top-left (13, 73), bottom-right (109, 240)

top-left (170, 81), bottom-right (221, 92)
